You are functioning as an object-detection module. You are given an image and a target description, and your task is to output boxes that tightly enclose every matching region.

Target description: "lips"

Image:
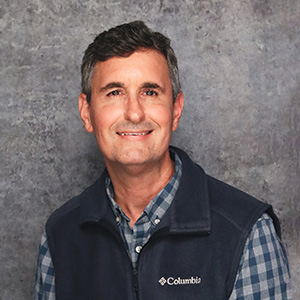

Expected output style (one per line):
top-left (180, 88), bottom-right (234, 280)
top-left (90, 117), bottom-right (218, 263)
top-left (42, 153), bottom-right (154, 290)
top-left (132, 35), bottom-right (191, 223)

top-left (117, 130), bottom-right (152, 136)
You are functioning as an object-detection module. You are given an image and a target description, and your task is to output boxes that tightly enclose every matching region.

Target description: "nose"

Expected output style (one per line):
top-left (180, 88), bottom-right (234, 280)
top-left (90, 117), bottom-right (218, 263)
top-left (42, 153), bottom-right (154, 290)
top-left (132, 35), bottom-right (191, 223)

top-left (124, 94), bottom-right (145, 123)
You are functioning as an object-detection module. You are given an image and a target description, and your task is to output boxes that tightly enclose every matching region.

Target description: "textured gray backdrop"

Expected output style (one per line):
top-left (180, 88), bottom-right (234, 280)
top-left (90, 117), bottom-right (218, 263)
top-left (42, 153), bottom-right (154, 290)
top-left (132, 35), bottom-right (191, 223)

top-left (1, 0), bottom-right (299, 298)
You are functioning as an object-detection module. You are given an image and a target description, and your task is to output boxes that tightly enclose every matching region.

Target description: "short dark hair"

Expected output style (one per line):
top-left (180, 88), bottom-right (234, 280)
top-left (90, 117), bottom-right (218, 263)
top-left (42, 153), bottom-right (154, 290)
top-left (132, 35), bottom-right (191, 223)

top-left (81, 20), bottom-right (181, 103)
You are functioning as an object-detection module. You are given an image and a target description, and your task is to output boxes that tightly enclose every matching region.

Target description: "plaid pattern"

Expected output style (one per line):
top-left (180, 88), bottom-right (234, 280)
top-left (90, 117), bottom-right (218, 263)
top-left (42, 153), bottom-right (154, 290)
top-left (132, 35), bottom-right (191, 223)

top-left (34, 233), bottom-right (55, 300)
top-left (229, 213), bottom-right (292, 300)
top-left (106, 151), bottom-right (182, 266)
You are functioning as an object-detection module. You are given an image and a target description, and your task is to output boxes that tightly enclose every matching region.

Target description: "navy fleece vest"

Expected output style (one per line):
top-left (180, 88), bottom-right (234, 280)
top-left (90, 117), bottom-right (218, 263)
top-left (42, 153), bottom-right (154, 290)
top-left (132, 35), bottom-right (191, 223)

top-left (46, 147), bottom-right (280, 300)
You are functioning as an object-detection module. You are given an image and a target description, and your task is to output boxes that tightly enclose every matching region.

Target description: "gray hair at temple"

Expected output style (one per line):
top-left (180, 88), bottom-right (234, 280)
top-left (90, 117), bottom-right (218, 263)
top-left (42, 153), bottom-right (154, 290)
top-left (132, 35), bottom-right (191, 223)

top-left (81, 20), bottom-right (181, 103)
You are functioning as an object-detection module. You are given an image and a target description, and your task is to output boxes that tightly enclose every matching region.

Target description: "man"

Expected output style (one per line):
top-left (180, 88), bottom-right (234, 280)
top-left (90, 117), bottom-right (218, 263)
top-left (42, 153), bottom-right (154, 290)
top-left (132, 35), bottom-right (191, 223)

top-left (34, 21), bottom-right (291, 299)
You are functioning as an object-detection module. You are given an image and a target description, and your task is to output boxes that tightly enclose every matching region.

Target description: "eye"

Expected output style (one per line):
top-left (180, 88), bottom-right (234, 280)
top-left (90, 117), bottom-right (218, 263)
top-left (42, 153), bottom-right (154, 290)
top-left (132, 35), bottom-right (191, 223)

top-left (144, 90), bottom-right (158, 96)
top-left (107, 90), bottom-right (121, 96)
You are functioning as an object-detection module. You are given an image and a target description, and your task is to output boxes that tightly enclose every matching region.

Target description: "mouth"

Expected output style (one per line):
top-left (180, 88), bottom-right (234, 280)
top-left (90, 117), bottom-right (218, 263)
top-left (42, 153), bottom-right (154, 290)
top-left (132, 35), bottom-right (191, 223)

top-left (117, 130), bottom-right (153, 137)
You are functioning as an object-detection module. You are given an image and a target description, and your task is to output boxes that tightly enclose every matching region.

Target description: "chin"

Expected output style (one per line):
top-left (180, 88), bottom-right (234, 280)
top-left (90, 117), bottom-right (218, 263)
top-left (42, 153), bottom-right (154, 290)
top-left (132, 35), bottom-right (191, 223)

top-left (120, 153), bottom-right (151, 165)
top-left (116, 148), bottom-right (158, 166)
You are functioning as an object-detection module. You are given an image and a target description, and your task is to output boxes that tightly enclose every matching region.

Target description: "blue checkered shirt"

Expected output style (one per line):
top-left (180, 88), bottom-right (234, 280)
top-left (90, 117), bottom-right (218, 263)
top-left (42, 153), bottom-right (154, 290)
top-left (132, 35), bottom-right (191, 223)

top-left (33, 153), bottom-right (292, 299)
top-left (105, 152), bottom-right (182, 267)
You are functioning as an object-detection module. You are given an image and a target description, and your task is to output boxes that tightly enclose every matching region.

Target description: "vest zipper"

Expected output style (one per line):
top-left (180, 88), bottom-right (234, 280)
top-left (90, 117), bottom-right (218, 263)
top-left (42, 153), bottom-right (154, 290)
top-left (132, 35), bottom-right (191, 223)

top-left (132, 268), bottom-right (139, 296)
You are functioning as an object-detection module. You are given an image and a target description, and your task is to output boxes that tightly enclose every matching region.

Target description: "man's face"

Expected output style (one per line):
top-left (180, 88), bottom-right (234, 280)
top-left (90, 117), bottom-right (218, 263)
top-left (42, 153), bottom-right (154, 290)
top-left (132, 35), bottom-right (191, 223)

top-left (79, 49), bottom-right (183, 168)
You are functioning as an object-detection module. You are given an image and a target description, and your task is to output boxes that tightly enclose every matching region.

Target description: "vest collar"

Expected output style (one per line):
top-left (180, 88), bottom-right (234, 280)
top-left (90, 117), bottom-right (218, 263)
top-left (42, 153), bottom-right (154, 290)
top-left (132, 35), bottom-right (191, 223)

top-left (159, 146), bottom-right (211, 234)
top-left (79, 147), bottom-right (211, 234)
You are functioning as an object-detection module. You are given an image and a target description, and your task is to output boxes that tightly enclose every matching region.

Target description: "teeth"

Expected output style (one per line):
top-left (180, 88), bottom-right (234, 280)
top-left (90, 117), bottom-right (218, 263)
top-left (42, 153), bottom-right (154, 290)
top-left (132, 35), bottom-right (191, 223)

top-left (119, 132), bottom-right (149, 136)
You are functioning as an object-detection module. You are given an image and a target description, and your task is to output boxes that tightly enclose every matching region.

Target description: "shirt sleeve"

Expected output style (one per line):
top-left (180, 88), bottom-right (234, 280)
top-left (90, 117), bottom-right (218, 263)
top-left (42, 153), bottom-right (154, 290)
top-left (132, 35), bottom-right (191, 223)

top-left (229, 213), bottom-right (292, 300)
top-left (33, 232), bottom-right (56, 300)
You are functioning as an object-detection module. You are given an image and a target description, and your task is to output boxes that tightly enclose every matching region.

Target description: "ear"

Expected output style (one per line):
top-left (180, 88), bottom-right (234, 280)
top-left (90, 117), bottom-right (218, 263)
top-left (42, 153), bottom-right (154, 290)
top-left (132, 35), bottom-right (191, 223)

top-left (78, 93), bottom-right (94, 133)
top-left (172, 92), bottom-right (184, 132)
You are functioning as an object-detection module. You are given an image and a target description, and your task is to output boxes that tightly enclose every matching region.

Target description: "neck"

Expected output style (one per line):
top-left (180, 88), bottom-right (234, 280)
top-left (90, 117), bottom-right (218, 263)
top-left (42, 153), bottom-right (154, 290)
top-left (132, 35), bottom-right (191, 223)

top-left (106, 153), bottom-right (175, 227)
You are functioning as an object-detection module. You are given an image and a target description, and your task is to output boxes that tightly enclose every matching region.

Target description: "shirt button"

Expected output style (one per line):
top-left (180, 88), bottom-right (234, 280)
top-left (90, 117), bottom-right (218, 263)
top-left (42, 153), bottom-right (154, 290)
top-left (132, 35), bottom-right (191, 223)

top-left (135, 246), bottom-right (142, 253)
top-left (154, 218), bottom-right (160, 225)
top-left (116, 216), bottom-right (120, 223)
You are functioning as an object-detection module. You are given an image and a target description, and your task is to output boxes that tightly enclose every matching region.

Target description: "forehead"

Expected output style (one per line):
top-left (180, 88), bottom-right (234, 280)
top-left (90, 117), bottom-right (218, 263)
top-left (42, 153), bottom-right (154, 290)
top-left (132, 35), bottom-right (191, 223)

top-left (92, 49), bottom-right (171, 87)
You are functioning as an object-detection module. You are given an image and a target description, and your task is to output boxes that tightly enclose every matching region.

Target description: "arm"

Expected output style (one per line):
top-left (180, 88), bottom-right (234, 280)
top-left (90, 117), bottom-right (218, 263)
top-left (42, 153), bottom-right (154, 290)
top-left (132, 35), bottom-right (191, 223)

top-left (33, 232), bottom-right (56, 300)
top-left (229, 213), bottom-right (292, 299)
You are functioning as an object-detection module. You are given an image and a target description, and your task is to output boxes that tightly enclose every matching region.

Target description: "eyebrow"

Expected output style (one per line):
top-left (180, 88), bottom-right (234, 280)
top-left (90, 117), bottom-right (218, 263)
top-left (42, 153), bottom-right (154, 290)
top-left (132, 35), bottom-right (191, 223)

top-left (99, 82), bottom-right (124, 92)
top-left (99, 81), bottom-right (166, 93)
top-left (141, 82), bottom-right (165, 93)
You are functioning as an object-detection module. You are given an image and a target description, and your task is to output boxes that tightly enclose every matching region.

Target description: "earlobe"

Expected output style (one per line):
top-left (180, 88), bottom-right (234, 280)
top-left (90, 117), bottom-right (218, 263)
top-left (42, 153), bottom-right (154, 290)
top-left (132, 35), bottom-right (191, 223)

top-left (172, 92), bottom-right (184, 132)
top-left (78, 93), bottom-right (94, 133)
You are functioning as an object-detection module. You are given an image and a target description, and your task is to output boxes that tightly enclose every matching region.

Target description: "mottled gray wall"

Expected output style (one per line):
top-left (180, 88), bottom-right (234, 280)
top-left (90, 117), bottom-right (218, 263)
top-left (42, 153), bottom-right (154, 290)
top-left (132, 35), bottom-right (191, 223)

top-left (1, 0), bottom-right (299, 298)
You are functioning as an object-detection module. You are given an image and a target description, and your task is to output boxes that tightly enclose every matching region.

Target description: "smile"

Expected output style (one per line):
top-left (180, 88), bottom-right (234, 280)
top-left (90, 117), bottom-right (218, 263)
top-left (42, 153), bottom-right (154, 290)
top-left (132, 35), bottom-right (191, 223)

top-left (117, 131), bottom-right (152, 136)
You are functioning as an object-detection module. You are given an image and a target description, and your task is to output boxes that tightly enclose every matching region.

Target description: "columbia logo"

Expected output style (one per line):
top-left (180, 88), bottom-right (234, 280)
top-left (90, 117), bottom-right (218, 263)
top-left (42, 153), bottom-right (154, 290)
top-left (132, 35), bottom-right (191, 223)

top-left (159, 277), bottom-right (167, 286)
top-left (158, 276), bottom-right (202, 286)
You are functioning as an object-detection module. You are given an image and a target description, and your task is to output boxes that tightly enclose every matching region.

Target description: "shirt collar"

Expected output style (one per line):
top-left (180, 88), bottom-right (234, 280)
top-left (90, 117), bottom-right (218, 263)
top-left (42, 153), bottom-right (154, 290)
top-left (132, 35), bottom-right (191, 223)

top-left (79, 146), bottom-right (211, 235)
top-left (106, 150), bottom-right (182, 226)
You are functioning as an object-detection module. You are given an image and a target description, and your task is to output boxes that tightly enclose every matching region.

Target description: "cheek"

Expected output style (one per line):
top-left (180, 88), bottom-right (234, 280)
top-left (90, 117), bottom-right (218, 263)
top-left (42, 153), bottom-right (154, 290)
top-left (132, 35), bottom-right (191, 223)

top-left (150, 106), bottom-right (174, 129)
top-left (90, 104), bottom-right (122, 132)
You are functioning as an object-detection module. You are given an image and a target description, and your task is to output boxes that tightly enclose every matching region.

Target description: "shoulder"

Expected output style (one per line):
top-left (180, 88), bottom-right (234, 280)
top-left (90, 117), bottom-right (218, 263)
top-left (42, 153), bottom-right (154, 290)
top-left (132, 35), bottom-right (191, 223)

top-left (172, 146), bottom-right (279, 235)
top-left (45, 175), bottom-right (105, 233)
top-left (205, 174), bottom-right (279, 235)
top-left (207, 175), bottom-right (269, 211)
top-left (45, 190), bottom-right (83, 233)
